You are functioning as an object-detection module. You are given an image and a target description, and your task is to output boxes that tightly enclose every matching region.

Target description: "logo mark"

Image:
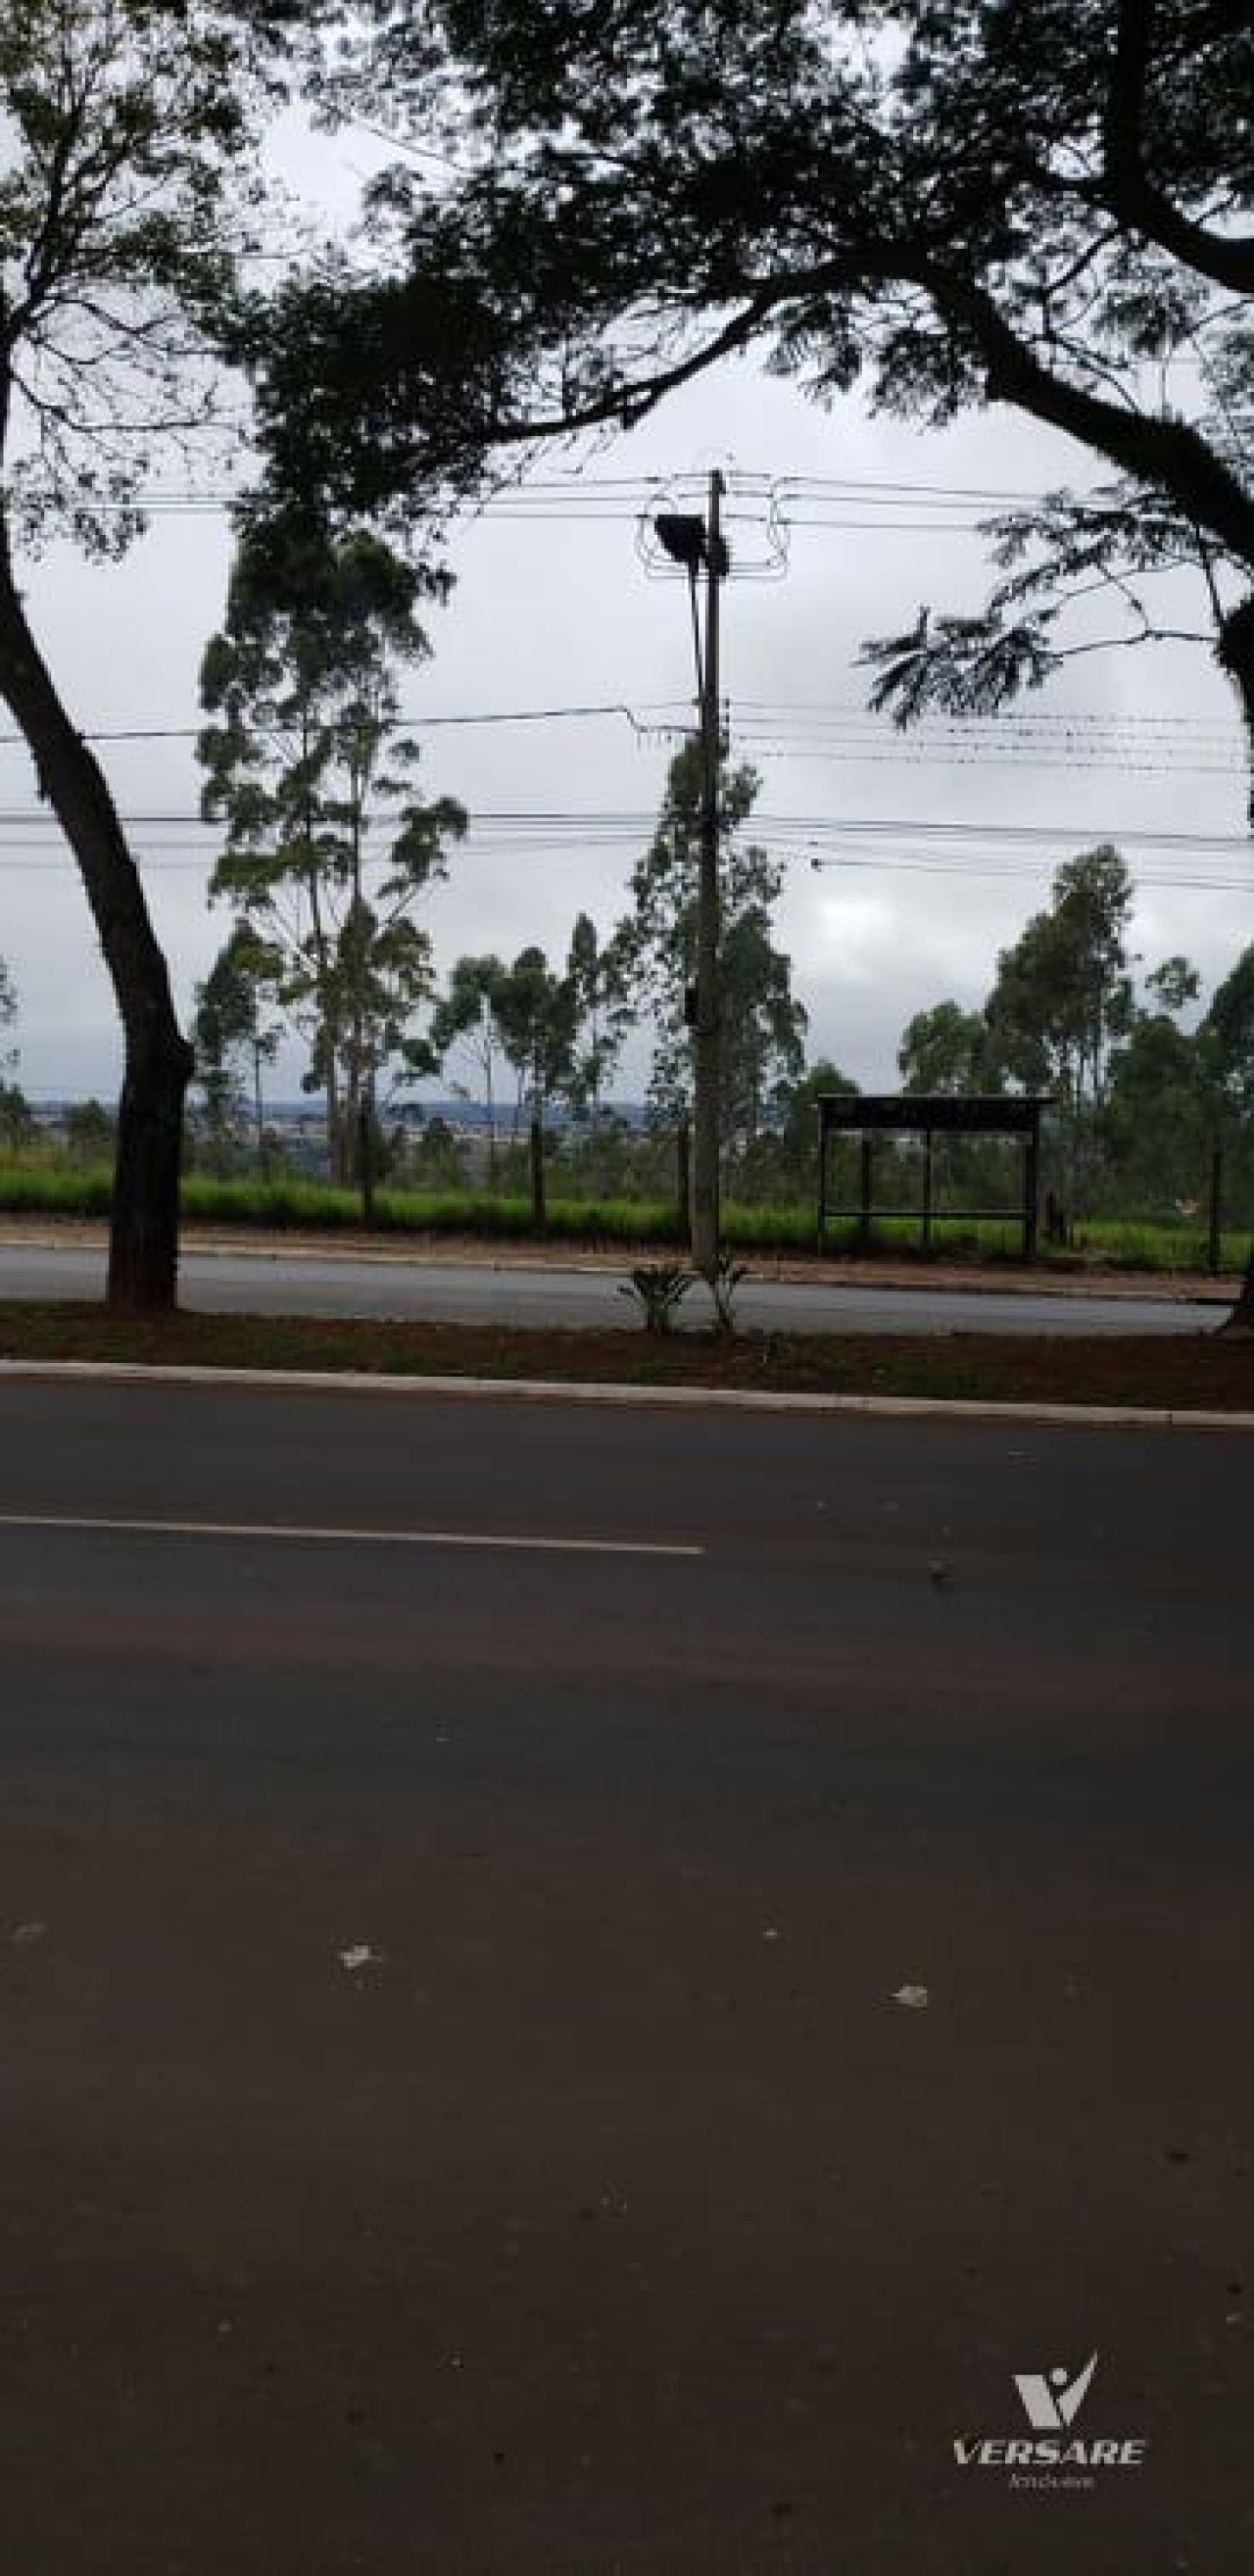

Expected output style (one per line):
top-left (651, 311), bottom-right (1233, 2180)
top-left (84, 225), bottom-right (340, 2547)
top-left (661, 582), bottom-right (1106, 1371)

top-left (1013, 2354), bottom-right (1099, 2433)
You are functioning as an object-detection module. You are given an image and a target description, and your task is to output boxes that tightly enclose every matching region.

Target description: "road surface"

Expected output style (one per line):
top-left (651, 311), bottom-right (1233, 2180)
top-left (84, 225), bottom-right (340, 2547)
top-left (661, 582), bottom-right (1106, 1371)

top-left (0, 1378), bottom-right (1248, 2572)
top-left (0, 1236), bottom-right (1227, 1334)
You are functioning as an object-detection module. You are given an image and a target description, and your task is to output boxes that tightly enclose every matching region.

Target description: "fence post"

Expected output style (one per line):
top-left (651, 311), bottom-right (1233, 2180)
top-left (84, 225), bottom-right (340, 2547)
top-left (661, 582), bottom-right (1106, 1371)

top-left (1208, 1139), bottom-right (1223, 1275)
top-left (1024, 1109), bottom-right (1039, 1264)
top-left (677, 1117), bottom-right (692, 1246)
top-left (530, 1115), bottom-right (546, 1235)
top-left (857, 1135), bottom-right (873, 1254)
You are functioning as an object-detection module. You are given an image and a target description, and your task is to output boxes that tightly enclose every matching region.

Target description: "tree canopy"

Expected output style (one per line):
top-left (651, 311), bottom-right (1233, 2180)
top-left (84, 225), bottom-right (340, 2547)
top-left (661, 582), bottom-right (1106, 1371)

top-left (199, 525), bottom-right (466, 1182)
top-left (898, 1001), bottom-right (998, 1098)
top-left (0, 0), bottom-right (288, 1304)
top-left (617, 740), bottom-right (807, 1142)
top-left (244, 3), bottom-right (1252, 763)
top-left (985, 845), bottom-right (1135, 1117)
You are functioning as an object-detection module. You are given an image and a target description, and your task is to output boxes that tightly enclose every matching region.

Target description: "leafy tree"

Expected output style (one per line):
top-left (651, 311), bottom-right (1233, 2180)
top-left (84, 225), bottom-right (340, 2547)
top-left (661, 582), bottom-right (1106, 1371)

top-left (987, 848), bottom-right (1135, 1107)
top-left (0, 959), bottom-right (16, 1072)
top-left (191, 926), bottom-right (282, 1175)
top-left (245, 3), bottom-right (1254, 792)
top-left (0, 1), bottom-right (286, 1306)
top-left (898, 1001), bottom-right (999, 1097)
top-left (1144, 955), bottom-right (1202, 1018)
top-left (1103, 999), bottom-right (1212, 1208)
top-left (199, 526), bottom-right (466, 1182)
top-left (1200, 945), bottom-right (1254, 1121)
top-left (0, 1084), bottom-right (34, 1153)
top-left (64, 1099), bottom-right (118, 1166)
top-left (564, 912), bottom-right (634, 1134)
top-left (619, 741), bottom-right (806, 1149)
top-left (430, 953), bottom-right (510, 1181)
top-left (0, 958), bottom-right (28, 1152)
top-left (493, 947), bottom-right (578, 1137)
top-left (985, 845), bottom-right (1135, 1207)
top-left (408, 1112), bottom-right (465, 1189)
top-left (739, 1056), bottom-right (858, 1199)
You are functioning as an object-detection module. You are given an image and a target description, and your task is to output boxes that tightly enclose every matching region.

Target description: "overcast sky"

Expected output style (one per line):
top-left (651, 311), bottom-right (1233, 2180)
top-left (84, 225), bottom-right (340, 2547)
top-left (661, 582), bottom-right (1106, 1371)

top-left (3, 118), bottom-right (1250, 1106)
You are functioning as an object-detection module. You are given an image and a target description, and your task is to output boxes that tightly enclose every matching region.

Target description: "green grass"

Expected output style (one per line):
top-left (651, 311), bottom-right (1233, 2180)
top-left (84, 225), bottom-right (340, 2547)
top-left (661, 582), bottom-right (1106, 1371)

top-left (0, 1162), bottom-right (1247, 1272)
top-left (1070, 1217), bottom-right (1250, 1273)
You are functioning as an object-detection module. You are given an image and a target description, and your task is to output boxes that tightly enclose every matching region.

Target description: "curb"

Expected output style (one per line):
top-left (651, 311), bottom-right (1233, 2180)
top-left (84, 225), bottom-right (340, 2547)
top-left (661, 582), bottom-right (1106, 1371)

top-left (2, 1357), bottom-right (1252, 1433)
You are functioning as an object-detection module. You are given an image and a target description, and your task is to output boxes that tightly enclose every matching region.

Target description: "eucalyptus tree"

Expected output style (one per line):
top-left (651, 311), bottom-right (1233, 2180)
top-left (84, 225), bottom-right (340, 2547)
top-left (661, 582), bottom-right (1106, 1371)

top-left (898, 1003), bottom-right (999, 1099)
top-left (430, 953), bottom-right (510, 1181)
top-left (0, 0), bottom-right (287, 1305)
top-left (0, 957), bottom-right (16, 1068)
top-left (620, 742), bottom-right (806, 1150)
top-left (191, 924), bottom-right (282, 1175)
top-left (1201, 946), bottom-right (1254, 1122)
top-left (564, 912), bottom-right (634, 1143)
top-left (0, 954), bottom-right (22, 1141)
top-left (493, 946), bottom-right (578, 1141)
top-left (243, 0), bottom-right (1252, 1309)
top-left (198, 525), bottom-right (465, 1181)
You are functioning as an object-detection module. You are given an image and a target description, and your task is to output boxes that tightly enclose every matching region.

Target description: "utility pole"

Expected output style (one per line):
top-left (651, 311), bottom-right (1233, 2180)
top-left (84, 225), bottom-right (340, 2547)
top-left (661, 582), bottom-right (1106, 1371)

top-left (651, 472), bottom-right (728, 1282)
top-left (692, 467), bottom-right (725, 1281)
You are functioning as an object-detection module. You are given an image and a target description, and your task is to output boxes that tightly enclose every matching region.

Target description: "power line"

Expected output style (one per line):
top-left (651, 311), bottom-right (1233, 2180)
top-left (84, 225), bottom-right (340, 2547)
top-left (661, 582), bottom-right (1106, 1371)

top-left (0, 700), bottom-right (692, 752)
top-left (0, 803), bottom-right (1246, 849)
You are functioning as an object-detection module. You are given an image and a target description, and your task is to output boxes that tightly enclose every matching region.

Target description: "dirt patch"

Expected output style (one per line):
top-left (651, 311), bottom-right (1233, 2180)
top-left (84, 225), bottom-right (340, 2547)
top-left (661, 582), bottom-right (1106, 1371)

top-left (1, 1299), bottom-right (1252, 1410)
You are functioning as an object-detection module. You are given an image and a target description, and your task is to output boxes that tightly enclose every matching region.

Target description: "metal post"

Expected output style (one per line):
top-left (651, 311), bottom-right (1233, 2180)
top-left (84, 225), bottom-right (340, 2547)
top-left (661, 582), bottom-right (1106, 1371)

top-left (691, 468), bottom-right (725, 1285)
top-left (530, 1113), bottom-right (546, 1234)
top-left (816, 1104), bottom-right (827, 1251)
top-left (922, 1125), bottom-right (933, 1251)
top-left (1024, 1105), bottom-right (1039, 1264)
top-left (1208, 1138), bottom-right (1223, 1274)
top-left (858, 1134), bottom-right (873, 1253)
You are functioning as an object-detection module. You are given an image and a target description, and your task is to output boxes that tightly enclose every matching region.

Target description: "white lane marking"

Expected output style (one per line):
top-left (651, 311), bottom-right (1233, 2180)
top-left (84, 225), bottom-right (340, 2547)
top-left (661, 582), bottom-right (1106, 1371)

top-left (0, 1511), bottom-right (702, 1560)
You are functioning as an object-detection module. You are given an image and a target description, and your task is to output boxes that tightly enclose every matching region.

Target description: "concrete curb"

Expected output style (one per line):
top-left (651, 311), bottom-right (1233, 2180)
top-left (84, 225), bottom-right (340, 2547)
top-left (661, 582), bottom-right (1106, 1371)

top-left (2, 1356), bottom-right (1252, 1433)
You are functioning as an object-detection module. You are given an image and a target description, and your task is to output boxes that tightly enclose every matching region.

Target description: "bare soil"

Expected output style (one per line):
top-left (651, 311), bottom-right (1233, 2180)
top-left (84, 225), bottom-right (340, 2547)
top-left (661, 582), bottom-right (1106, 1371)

top-left (1, 1299), bottom-right (1251, 1410)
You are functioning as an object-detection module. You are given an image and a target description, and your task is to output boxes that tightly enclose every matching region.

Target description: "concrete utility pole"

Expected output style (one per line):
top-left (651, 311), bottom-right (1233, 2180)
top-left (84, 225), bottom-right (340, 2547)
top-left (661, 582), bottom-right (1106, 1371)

top-left (691, 467), bottom-right (725, 1281)
top-left (652, 472), bottom-right (728, 1281)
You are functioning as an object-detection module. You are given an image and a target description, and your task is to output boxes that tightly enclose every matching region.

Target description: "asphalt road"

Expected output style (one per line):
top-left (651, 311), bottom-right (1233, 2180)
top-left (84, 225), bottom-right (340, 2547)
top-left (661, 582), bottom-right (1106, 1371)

top-left (0, 1236), bottom-right (1226, 1334)
top-left (0, 1378), bottom-right (1248, 2573)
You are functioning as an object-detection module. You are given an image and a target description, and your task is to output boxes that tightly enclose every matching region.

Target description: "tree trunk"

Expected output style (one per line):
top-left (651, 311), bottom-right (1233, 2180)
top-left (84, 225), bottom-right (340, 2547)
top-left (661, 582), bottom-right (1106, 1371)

top-left (253, 1043), bottom-right (266, 1181)
top-left (0, 535), bottom-right (192, 1310)
top-left (1217, 594), bottom-right (1254, 825)
top-left (485, 1052), bottom-right (497, 1187)
top-left (1222, 1250), bottom-right (1254, 1333)
top-left (529, 1112), bottom-right (546, 1234)
top-left (1216, 597), bottom-right (1254, 1331)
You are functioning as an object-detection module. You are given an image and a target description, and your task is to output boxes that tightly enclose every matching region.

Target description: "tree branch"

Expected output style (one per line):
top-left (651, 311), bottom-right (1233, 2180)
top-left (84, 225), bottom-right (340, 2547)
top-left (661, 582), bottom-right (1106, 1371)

top-left (1103, 0), bottom-right (1254, 293)
top-left (917, 263), bottom-right (1254, 572)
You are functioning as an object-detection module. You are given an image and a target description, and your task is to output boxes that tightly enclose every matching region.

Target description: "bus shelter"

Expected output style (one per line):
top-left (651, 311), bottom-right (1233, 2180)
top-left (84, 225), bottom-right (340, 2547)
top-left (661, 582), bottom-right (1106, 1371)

top-left (816, 1093), bottom-right (1045, 1261)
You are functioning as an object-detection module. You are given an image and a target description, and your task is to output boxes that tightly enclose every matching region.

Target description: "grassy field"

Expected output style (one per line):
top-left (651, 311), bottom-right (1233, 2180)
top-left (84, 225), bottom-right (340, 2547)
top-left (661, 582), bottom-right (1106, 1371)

top-left (0, 1299), bottom-right (1250, 1410)
top-left (0, 1163), bottom-right (1247, 1273)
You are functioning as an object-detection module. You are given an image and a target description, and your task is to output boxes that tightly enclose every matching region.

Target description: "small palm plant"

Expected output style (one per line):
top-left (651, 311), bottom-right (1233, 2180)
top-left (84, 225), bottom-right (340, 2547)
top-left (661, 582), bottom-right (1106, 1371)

top-left (617, 1262), bottom-right (696, 1334)
top-left (709, 1252), bottom-right (749, 1334)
